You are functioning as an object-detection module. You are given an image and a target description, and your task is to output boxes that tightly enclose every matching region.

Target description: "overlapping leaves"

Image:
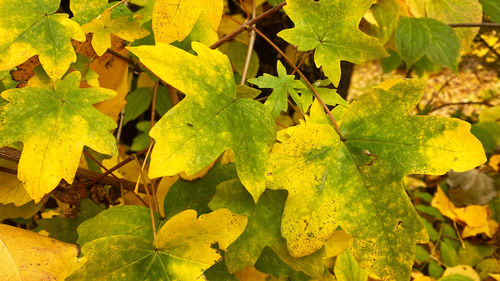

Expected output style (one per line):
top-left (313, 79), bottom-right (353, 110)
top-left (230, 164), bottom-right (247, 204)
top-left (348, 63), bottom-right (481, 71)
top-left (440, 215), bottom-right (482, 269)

top-left (129, 42), bottom-right (275, 202)
top-left (0, 0), bottom-right (85, 79)
top-left (68, 206), bottom-right (247, 281)
top-left (268, 79), bottom-right (486, 280)
top-left (278, 0), bottom-right (388, 86)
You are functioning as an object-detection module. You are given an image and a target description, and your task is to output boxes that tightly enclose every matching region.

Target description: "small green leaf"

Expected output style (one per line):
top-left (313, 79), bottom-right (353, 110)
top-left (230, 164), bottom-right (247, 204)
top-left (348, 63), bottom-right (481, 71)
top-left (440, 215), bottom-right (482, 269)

top-left (395, 17), bottom-right (460, 71)
top-left (334, 249), bottom-right (368, 281)
top-left (123, 88), bottom-right (153, 125)
top-left (426, 0), bottom-right (483, 50)
top-left (164, 161), bottom-right (237, 220)
top-left (480, 0), bottom-right (500, 23)
top-left (248, 61), bottom-right (305, 118)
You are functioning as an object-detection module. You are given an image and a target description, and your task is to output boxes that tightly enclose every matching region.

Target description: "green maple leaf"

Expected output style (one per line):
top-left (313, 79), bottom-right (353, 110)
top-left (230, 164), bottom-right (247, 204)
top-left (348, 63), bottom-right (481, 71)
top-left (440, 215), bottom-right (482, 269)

top-left (0, 0), bottom-right (85, 80)
top-left (82, 10), bottom-right (149, 56)
top-left (69, 207), bottom-right (247, 281)
top-left (395, 17), bottom-right (460, 71)
top-left (248, 61), bottom-right (305, 118)
top-left (128, 42), bottom-right (276, 202)
top-left (278, 0), bottom-right (388, 86)
top-left (268, 79), bottom-right (486, 280)
top-left (209, 182), bottom-right (325, 278)
top-left (0, 71), bottom-right (117, 202)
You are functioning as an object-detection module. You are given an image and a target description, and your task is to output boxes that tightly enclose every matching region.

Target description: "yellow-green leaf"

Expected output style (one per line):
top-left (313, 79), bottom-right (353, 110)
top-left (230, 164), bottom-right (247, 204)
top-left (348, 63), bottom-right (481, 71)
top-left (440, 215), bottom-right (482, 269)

top-left (128, 42), bottom-right (275, 202)
top-left (153, 0), bottom-right (223, 44)
top-left (0, 224), bottom-right (81, 281)
top-left (0, 160), bottom-right (31, 206)
top-left (68, 208), bottom-right (246, 281)
top-left (0, 72), bottom-right (117, 202)
top-left (0, 0), bottom-right (85, 79)
top-left (278, 0), bottom-right (388, 86)
top-left (268, 79), bottom-right (486, 280)
top-left (82, 10), bottom-right (149, 56)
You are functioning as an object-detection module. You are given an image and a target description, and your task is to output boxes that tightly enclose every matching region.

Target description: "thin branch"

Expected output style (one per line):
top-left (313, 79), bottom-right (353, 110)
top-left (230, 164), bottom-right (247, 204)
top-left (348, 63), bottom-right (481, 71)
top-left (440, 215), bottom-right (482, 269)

top-left (252, 26), bottom-right (345, 140)
top-left (210, 2), bottom-right (286, 50)
top-left (478, 35), bottom-right (500, 58)
top-left (428, 101), bottom-right (492, 113)
top-left (132, 154), bottom-right (157, 240)
top-left (449, 23), bottom-right (500, 28)
top-left (82, 150), bottom-right (120, 180)
top-left (151, 82), bottom-right (159, 133)
top-left (116, 108), bottom-right (125, 163)
top-left (167, 85), bottom-right (179, 106)
top-left (0, 147), bottom-right (146, 192)
top-left (88, 147), bottom-right (149, 186)
top-left (240, 0), bottom-right (257, 84)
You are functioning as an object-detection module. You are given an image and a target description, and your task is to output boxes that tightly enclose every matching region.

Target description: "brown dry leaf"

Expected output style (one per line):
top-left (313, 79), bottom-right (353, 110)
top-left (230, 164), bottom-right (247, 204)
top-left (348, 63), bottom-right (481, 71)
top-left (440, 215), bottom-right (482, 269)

top-left (447, 169), bottom-right (497, 206)
top-left (10, 56), bottom-right (40, 87)
top-left (431, 187), bottom-right (499, 238)
top-left (235, 267), bottom-right (269, 281)
top-left (0, 224), bottom-right (81, 281)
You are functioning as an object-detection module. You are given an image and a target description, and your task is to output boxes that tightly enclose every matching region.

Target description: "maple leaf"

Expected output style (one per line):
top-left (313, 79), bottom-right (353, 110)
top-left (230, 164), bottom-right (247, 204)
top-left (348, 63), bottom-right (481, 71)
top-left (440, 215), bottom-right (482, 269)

top-left (71, 0), bottom-right (108, 25)
top-left (128, 42), bottom-right (276, 202)
top-left (82, 10), bottom-right (149, 56)
top-left (0, 0), bottom-right (85, 80)
top-left (268, 79), bottom-right (486, 280)
top-left (153, 0), bottom-right (223, 44)
top-left (0, 71), bottom-right (117, 202)
top-left (395, 17), bottom-right (460, 71)
top-left (68, 207), bottom-right (247, 281)
top-left (277, 0), bottom-right (388, 86)
top-left (0, 224), bottom-right (80, 281)
top-left (425, 0), bottom-right (482, 51)
top-left (209, 181), bottom-right (326, 278)
top-left (248, 61), bottom-right (305, 118)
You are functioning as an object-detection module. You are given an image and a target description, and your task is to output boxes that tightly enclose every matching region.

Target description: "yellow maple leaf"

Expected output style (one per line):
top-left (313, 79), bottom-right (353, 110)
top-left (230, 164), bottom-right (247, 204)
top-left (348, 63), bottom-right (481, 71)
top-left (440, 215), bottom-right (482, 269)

top-left (153, 0), bottom-right (223, 44)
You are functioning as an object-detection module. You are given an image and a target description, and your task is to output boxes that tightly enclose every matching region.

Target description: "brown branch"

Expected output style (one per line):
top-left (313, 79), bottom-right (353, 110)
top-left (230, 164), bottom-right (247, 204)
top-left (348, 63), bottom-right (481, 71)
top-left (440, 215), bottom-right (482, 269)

top-left (210, 2), bottom-right (286, 50)
top-left (251, 26), bottom-right (345, 141)
top-left (428, 101), bottom-right (492, 113)
top-left (449, 23), bottom-right (500, 28)
top-left (0, 147), bottom-right (146, 192)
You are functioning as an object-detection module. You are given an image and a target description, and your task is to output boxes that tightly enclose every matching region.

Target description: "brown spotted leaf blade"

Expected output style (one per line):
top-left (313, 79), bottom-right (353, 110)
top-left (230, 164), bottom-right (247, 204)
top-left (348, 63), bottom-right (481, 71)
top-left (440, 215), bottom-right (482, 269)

top-left (128, 42), bottom-right (275, 202)
top-left (268, 79), bottom-right (486, 280)
top-left (0, 0), bottom-right (85, 79)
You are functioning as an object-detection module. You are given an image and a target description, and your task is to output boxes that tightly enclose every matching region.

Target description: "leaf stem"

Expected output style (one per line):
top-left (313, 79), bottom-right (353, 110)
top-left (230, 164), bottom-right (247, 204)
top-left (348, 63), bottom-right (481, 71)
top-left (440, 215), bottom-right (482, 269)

top-left (131, 153), bottom-right (157, 240)
top-left (240, 0), bottom-right (257, 85)
top-left (449, 23), bottom-right (500, 28)
top-left (210, 2), bottom-right (286, 50)
top-left (150, 82), bottom-right (159, 134)
top-left (251, 26), bottom-right (345, 141)
top-left (82, 150), bottom-right (120, 180)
